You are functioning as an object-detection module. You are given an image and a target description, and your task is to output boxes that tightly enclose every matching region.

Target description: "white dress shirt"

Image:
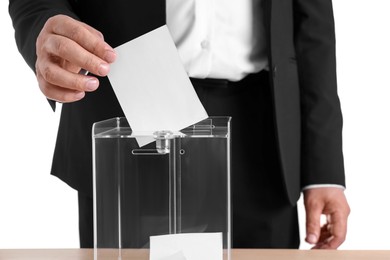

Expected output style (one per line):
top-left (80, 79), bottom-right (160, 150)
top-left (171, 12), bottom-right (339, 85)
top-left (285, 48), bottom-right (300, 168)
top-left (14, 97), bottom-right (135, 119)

top-left (166, 0), bottom-right (345, 191)
top-left (166, 0), bottom-right (268, 81)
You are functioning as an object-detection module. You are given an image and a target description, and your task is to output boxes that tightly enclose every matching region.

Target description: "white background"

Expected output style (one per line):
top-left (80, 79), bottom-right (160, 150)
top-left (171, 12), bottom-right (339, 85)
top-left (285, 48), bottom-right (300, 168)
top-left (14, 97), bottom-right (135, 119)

top-left (1, 0), bottom-right (390, 249)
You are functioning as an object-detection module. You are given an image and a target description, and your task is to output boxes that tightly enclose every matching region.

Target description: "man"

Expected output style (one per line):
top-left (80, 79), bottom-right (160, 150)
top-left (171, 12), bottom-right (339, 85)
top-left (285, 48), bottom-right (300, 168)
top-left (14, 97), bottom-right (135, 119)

top-left (9, 0), bottom-right (350, 249)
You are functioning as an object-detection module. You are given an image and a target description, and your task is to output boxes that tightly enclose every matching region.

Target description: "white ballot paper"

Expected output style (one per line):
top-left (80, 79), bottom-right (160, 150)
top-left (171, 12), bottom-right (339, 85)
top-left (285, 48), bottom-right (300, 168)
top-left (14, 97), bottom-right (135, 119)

top-left (108, 25), bottom-right (208, 146)
top-left (149, 233), bottom-right (223, 260)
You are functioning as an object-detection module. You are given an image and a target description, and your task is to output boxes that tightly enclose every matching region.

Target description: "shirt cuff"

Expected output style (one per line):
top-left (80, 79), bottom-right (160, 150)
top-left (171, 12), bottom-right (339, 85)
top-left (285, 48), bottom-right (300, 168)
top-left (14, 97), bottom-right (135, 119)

top-left (301, 184), bottom-right (346, 191)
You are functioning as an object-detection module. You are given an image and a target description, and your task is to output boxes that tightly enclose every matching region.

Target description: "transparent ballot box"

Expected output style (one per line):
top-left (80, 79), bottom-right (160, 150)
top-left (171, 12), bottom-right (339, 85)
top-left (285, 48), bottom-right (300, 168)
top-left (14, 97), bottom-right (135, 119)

top-left (92, 117), bottom-right (231, 259)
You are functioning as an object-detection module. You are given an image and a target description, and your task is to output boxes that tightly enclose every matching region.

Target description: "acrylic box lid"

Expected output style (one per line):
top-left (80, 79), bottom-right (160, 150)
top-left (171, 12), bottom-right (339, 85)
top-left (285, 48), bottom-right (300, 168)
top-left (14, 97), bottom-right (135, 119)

top-left (92, 116), bottom-right (231, 139)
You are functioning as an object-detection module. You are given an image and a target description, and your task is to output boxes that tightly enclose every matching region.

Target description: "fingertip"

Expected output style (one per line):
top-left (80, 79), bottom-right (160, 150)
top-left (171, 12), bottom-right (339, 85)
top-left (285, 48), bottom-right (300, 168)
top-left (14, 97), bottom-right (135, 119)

top-left (98, 63), bottom-right (110, 76)
top-left (306, 234), bottom-right (318, 244)
top-left (104, 50), bottom-right (117, 63)
top-left (85, 78), bottom-right (99, 91)
top-left (328, 236), bottom-right (345, 249)
top-left (74, 91), bottom-right (85, 100)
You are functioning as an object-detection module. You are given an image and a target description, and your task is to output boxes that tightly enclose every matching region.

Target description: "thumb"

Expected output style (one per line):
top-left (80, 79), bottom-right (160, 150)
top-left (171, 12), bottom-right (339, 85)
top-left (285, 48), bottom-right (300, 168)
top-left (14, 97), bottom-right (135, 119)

top-left (305, 202), bottom-right (323, 244)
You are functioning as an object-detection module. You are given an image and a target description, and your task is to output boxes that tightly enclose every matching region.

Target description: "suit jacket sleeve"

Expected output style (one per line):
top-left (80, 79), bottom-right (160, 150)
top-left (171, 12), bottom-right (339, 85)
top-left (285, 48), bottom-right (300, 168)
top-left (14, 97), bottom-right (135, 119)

top-left (293, 0), bottom-right (345, 187)
top-left (9, 0), bottom-right (79, 110)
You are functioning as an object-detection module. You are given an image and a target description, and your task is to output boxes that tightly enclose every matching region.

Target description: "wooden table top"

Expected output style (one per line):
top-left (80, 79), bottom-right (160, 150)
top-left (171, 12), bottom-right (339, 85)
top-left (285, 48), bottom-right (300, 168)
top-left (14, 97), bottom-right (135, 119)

top-left (0, 249), bottom-right (389, 260)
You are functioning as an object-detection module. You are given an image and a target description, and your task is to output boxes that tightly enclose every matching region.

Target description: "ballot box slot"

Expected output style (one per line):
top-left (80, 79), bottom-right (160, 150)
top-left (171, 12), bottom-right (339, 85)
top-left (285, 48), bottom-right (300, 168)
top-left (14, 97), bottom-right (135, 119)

top-left (131, 149), bottom-right (167, 155)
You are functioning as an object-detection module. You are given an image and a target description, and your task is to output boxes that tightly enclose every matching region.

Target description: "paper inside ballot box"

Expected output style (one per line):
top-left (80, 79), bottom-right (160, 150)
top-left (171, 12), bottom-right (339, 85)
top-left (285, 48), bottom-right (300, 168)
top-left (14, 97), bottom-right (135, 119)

top-left (150, 233), bottom-right (223, 260)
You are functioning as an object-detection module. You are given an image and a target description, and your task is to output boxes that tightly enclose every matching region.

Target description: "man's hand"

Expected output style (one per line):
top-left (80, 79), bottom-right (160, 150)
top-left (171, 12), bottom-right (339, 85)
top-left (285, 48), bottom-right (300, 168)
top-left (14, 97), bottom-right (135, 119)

top-left (304, 187), bottom-right (350, 249)
top-left (35, 14), bottom-right (117, 103)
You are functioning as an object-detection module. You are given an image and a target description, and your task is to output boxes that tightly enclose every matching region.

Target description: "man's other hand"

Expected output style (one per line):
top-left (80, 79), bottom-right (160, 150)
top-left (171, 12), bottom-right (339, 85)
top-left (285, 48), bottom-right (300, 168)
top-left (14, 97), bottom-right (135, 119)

top-left (304, 187), bottom-right (350, 249)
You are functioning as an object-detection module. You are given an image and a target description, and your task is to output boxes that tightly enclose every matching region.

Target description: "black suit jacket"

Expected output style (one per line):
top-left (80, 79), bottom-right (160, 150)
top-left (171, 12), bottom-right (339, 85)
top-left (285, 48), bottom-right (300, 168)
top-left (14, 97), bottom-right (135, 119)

top-left (9, 0), bottom-right (345, 205)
